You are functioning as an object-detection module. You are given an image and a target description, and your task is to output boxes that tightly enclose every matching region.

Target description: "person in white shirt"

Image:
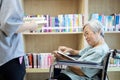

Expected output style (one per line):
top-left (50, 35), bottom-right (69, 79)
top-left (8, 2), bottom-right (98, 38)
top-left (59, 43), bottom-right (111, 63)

top-left (0, 0), bottom-right (39, 80)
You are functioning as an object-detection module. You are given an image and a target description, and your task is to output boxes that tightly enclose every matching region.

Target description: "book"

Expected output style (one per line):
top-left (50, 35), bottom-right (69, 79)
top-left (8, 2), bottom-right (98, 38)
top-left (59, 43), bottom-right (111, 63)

top-left (57, 51), bottom-right (77, 61)
top-left (57, 51), bottom-right (99, 65)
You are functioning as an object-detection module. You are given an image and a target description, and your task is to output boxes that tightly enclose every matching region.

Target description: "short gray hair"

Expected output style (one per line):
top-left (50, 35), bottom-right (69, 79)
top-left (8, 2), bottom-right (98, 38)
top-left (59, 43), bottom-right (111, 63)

top-left (83, 20), bottom-right (104, 37)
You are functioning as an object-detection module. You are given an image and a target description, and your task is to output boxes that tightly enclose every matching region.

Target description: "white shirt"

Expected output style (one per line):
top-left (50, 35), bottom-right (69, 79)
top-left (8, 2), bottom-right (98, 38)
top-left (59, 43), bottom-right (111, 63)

top-left (0, 0), bottom-right (25, 66)
top-left (61, 42), bottom-right (109, 80)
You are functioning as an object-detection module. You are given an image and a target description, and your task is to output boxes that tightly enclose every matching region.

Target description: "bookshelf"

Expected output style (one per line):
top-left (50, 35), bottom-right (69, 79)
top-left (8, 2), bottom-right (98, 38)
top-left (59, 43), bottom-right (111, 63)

top-left (23, 0), bottom-right (120, 80)
top-left (88, 0), bottom-right (120, 80)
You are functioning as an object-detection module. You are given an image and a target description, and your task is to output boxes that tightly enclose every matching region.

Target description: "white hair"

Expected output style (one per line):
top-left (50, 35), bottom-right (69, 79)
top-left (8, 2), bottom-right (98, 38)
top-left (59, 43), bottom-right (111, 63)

top-left (83, 20), bottom-right (105, 37)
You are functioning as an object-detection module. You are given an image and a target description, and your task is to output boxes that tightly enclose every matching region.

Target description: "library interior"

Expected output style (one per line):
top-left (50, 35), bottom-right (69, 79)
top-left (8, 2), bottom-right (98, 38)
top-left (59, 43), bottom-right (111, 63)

top-left (1, 0), bottom-right (120, 80)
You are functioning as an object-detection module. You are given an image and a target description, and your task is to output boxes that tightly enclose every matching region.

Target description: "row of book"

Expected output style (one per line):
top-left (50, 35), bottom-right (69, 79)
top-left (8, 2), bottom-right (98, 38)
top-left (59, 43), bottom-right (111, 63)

top-left (109, 51), bottom-right (120, 67)
top-left (90, 13), bottom-right (120, 31)
top-left (24, 14), bottom-right (84, 32)
top-left (24, 53), bottom-right (120, 69)
top-left (109, 57), bottom-right (120, 67)
top-left (24, 53), bottom-right (54, 69)
top-left (24, 13), bottom-right (120, 33)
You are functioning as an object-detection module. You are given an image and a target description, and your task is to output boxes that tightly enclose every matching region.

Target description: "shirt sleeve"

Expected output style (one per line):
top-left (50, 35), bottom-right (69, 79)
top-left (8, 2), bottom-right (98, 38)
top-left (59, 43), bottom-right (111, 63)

top-left (0, 0), bottom-right (24, 36)
top-left (78, 46), bottom-right (91, 56)
top-left (78, 48), bottom-right (105, 78)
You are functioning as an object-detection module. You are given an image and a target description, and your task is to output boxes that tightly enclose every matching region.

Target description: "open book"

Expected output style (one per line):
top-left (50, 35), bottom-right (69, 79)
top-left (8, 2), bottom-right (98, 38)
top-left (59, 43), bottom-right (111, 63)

top-left (57, 51), bottom-right (77, 61)
top-left (57, 51), bottom-right (99, 65)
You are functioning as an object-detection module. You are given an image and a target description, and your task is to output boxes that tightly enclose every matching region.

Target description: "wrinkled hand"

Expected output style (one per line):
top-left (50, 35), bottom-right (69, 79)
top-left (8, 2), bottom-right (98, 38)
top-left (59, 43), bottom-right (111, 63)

top-left (58, 46), bottom-right (73, 54)
top-left (52, 50), bottom-right (69, 60)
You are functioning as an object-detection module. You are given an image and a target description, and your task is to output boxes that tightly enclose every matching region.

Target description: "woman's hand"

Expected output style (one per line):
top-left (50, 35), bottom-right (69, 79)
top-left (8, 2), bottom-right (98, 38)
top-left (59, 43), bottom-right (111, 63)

top-left (58, 46), bottom-right (79, 55)
top-left (16, 20), bottom-right (38, 33)
top-left (52, 50), bottom-right (70, 60)
top-left (58, 46), bottom-right (73, 54)
top-left (29, 20), bottom-right (39, 32)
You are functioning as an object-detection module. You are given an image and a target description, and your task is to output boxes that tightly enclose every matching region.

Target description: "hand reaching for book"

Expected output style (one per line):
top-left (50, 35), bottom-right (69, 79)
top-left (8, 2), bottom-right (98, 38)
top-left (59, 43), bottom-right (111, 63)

top-left (29, 20), bottom-right (39, 32)
top-left (17, 20), bottom-right (39, 33)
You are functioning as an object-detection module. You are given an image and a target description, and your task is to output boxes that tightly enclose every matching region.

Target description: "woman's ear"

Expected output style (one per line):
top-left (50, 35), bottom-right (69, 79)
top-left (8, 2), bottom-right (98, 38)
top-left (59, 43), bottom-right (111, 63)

top-left (99, 30), bottom-right (104, 37)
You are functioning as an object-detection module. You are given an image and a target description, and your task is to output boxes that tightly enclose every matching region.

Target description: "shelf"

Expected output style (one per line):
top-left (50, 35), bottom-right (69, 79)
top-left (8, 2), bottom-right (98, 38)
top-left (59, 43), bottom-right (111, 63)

top-left (22, 32), bottom-right (83, 35)
top-left (105, 31), bottom-right (120, 34)
top-left (22, 31), bottom-right (120, 35)
top-left (108, 67), bottom-right (120, 72)
top-left (26, 68), bottom-right (49, 73)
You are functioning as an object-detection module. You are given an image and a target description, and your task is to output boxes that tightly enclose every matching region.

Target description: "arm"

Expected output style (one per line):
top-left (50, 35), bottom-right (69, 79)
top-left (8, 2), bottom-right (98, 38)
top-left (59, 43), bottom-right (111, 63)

top-left (0, 0), bottom-right (24, 36)
top-left (16, 21), bottom-right (38, 33)
top-left (58, 46), bottom-right (79, 55)
top-left (0, 0), bottom-right (38, 36)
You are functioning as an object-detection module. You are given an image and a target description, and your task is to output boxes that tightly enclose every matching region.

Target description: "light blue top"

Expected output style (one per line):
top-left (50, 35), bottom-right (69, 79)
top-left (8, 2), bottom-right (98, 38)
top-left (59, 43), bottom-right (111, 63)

top-left (61, 42), bottom-right (109, 80)
top-left (0, 0), bottom-right (25, 66)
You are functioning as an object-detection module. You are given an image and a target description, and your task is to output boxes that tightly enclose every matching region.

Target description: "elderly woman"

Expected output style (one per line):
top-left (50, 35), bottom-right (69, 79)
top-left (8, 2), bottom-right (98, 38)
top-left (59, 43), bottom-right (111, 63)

top-left (53, 20), bottom-right (109, 80)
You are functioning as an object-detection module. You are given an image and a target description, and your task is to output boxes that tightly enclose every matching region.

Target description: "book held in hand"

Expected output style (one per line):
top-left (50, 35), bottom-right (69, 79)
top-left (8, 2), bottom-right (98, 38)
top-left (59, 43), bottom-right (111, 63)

top-left (57, 51), bottom-right (77, 61)
top-left (57, 51), bottom-right (98, 65)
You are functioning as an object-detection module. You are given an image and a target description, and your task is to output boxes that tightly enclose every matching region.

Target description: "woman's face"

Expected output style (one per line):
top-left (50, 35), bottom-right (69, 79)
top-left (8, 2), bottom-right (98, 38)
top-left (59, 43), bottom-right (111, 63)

top-left (83, 26), bottom-right (100, 47)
